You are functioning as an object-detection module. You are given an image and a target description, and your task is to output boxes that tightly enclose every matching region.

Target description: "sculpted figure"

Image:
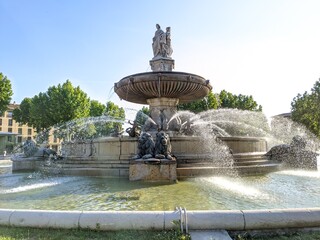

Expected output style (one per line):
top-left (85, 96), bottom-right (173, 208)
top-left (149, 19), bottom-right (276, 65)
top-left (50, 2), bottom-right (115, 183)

top-left (163, 27), bottom-right (173, 57)
top-left (155, 131), bottom-right (174, 160)
top-left (133, 132), bottom-right (155, 159)
top-left (126, 120), bottom-right (141, 137)
top-left (265, 135), bottom-right (318, 169)
top-left (152, 24), bottom-right (166, 58)
top-left (152, 24), bottom-right (173, 58)
top-left (22, 140), bottom-right (39, 157)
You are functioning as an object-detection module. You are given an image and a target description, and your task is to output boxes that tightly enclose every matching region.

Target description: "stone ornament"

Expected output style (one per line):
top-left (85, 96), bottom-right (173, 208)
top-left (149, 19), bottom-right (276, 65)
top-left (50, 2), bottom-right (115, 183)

top-left (152, 24), bottom-right (173, 59)
top-left (133, 132), bottom-right (155, 159)
top-left (265, 135), bottom-right (318, 169)
top-left (132, 131), bottom-right (175, 161)
top-left (155, 131), bottom-right (174, 160)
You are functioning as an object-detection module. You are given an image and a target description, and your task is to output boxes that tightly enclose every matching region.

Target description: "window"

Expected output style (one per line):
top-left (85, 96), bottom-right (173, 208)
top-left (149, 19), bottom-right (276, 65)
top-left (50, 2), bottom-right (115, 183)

top-left (28, 129), bottom-right (32, 135)
top-left (18, 128), bottom-right (22, 134)
top-left (18, 136), bottom-right (22, 143)
top-left (8, 128), bottom-right (12, 133)
top-left (7, 136), bottom-right (12, 142)
top-left (6, 111), bottom-right (12, 118)
top-left (0, 119), bottom-right (2, 125)
top-left (0, 127), bottom-right (2, 131)
top-left (8, 119), bottom-right (13, 126)
top-left (27, 136), bottom-right (32, 140)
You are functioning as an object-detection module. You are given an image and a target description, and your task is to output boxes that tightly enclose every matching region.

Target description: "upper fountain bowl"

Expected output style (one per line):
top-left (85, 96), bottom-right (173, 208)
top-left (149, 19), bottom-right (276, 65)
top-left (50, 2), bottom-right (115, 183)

top-left (114, 71), bottom-right (212, 104)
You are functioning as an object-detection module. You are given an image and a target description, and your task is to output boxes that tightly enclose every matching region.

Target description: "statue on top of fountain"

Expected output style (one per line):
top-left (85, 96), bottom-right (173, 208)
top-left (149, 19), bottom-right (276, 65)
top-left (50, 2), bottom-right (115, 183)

top-left (150, 24), bottom-right (174, 71)
top-left (152, 24), bottom-right (173, 59)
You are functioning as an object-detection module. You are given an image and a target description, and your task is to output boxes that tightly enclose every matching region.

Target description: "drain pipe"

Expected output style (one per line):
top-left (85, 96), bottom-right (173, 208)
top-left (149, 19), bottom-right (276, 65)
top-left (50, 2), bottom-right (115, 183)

top-left (1, 208), bottom-right (320, 231)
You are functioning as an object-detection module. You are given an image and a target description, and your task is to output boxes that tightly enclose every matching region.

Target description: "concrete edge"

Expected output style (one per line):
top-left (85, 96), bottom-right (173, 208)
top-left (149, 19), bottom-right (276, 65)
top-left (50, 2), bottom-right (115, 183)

top-left (0, 208), bottom-right (320, 231)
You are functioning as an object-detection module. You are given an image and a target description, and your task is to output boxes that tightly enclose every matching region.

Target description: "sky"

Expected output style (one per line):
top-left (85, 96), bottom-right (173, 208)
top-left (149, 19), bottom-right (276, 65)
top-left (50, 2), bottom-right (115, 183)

top-left (1, 0), bottom-right (320, 119)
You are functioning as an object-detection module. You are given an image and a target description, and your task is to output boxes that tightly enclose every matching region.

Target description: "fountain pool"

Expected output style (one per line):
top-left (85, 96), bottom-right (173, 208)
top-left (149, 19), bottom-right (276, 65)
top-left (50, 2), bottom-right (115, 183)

top-left (0, 161), bottom-right (319, 211)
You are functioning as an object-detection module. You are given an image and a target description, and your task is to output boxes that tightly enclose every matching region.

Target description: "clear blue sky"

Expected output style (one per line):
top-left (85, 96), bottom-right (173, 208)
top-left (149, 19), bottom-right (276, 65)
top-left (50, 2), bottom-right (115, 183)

top-left (1, 0), bottom-right (320, 119)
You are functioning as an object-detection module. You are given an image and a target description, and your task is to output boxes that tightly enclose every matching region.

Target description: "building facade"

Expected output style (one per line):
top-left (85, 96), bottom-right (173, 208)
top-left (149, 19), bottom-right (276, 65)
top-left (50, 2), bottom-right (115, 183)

top-left (0, 103), bottom-right (60, 154)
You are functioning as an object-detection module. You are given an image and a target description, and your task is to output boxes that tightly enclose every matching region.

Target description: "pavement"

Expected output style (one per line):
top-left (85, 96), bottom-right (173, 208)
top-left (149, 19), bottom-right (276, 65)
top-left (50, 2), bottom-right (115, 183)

top-left (189, 230), bottom-right (232, 240)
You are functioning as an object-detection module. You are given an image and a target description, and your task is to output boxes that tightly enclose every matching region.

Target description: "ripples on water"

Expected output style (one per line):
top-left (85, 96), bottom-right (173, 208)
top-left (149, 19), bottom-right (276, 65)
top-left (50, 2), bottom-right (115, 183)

top-left (0, 166), bottom-right (320, 211)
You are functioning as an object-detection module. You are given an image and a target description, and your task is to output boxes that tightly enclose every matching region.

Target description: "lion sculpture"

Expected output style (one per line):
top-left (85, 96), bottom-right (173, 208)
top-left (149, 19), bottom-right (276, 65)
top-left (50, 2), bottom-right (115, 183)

top-left (133, 132), bottom-right (155, 159)
top-left (155, 131), bottom-right (174, 160)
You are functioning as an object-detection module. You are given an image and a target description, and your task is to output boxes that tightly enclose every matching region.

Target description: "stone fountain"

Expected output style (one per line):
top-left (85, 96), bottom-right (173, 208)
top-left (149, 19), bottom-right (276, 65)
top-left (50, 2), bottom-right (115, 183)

top-left (12, 24), bottom-right (295, 180)
top-left (113, 24), bottom-right (279, 181)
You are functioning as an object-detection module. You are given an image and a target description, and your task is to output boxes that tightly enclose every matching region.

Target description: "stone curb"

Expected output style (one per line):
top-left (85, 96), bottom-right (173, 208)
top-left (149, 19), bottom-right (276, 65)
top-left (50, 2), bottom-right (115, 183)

top-left (0, 208), bottom-right (320, 230)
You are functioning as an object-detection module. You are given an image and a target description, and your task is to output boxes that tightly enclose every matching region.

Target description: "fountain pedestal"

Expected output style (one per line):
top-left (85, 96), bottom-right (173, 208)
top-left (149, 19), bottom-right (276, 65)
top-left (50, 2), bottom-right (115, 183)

top-left (147, 98), bottom-right (180, 131)
top-left (129, 159), bottom-right (177, 181)
top-left (149, 57), bottom-right (174, 71)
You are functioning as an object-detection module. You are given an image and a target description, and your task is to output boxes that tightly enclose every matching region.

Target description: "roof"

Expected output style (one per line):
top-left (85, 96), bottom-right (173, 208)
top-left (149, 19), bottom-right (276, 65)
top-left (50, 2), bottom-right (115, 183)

top-left (0, 132), bottom-right (18, 136)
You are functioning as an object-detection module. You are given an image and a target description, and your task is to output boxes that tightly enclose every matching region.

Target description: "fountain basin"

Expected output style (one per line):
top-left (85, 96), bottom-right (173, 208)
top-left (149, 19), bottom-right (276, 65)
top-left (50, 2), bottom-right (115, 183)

top-left (12, 136), bottom-right (279, 178)
top-left (114, 71), bottom-right (212, 104)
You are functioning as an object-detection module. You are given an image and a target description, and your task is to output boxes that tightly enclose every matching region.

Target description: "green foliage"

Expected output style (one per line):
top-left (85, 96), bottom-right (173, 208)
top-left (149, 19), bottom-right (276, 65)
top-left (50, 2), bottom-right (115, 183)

top-left (89, 100), bottom-right (106, 117)
top-left (177, 90), bottom-right (262, 113)
top-left (12, 98), bottom-right (32, 125)
top-left (291, 79), bottom-right (320, 137)
top-left (0, 226), bottom-right (190, 240)
top-left (178, 91), bottom-right (220, 113)
top-left (0, 73), bottom-right (13, 114)
top-left (103, 101), bottom-right (126, 135)
top-left (219, 90), bottom-right (262, 111)
top-left (134, 106), bottom-right (150, 126)
top-left (13, 80), bottom-right (90, 134)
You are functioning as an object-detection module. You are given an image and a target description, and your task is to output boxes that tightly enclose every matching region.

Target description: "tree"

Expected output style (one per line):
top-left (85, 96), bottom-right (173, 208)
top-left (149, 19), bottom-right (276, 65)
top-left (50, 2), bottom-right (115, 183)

top-left (89, 100), bottom-right (106, 117)
top-left (218, 90), bottom-right (262, 111)
top-left (0, 73), bottom-right (13, 114)
top-left (134, 106), bottom-right (150, 126)
top-left (12, 98), bottom-right (32, 125)
top-left (178, 91), bottom-right (220, 113)
top-left (291, 79), bottom-right (320, 137)
top-left (13, 80), bottom-right (90, 133)
top-left (94, 101), bottom-right (125, 136)
top-left (177, 90), bottom-right (262, 113)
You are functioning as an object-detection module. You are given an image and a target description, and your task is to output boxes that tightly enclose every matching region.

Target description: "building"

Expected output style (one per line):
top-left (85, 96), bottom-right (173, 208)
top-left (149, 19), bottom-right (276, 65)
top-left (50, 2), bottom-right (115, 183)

top-left (0, 103), bottom-right (60, 154)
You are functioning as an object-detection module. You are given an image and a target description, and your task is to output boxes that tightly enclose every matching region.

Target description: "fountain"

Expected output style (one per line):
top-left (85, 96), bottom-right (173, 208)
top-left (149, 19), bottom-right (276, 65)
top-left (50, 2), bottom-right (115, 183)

top-left (11, 24), bottom-right (318, 180)
top-left (2, 24), bottom-right (320, 233)
top-left (113, 23), bottom-right (281, 180)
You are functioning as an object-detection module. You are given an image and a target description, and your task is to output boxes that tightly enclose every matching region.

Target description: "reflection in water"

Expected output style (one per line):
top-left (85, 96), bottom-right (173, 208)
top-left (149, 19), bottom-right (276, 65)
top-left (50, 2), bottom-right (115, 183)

top-left (0, 166), bottom-right (319, 211)
top-left (278, 170), bottom-right (320, 178)
top-left (200, 177), bottom-right (266, 197)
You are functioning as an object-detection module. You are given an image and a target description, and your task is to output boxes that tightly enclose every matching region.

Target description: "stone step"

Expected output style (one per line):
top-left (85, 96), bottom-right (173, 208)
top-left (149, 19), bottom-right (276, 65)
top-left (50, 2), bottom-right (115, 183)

top-left (189, 230), bottom-right (232, 240)
top-left (57, 160), bottom-right (128, 165)
top-left (233, 152), bottom-right (267, 161)
top-left (58, 163), bottom-right (129, 169)
top-left (233, 159), bottom-right (275, 166)
top-left (235, 163), bottom-right (281, 176)
top-left (60, 168), bottom-right (129, 177)
top-left (177, 163), bottom-right (281, 178)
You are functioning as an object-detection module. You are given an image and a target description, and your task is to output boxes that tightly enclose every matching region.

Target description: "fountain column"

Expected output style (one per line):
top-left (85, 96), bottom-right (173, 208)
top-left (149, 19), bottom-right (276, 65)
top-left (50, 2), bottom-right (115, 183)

top-left (147, 98), bottom-right (180, 131)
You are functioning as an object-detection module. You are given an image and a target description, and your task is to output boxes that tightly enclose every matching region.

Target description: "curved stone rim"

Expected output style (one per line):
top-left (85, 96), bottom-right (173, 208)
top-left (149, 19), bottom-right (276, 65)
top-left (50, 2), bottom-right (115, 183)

top-left (114, 71), bottom-right (212, 104)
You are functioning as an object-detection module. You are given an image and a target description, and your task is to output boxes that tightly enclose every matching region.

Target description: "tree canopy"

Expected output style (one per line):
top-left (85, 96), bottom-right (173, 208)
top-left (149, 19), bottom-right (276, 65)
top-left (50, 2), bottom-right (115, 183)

top-left (13, 80), bottom-right (90, 132)
top-left (178, 91), bottom-right (220, 113)
top-left (291, 79), bottom-right (320, 137)
top-left (89, 100), bottom-right (106, 117)
top-left (219, 90), bottom-right (262, 111)
top-left (0, 73), bottom-right (13, 114)
top-left (177, 90), bottom-right (262, 113)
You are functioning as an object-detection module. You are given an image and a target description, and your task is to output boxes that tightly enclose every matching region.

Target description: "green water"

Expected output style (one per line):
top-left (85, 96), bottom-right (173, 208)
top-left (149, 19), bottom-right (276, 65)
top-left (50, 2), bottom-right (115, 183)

top-left (1, 166), bottom-right (320, 211)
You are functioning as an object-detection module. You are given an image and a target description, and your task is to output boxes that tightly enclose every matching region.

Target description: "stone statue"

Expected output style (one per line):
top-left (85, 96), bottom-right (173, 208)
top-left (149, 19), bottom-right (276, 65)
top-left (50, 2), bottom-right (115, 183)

top-left (152, 24), bottom-right (173, 58)
top-left (132, 132), bottom-right (155, 159)
top-left (163, 27), bottom-right (173, 57)
top-left (155, 131), bottom-right (174, 160)
top-left (265, 135), bottom-right (318, 170)
top-left (22, 140), bottom-right (39, 157)
top-left (126, 120), bottom-right (141, 137)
